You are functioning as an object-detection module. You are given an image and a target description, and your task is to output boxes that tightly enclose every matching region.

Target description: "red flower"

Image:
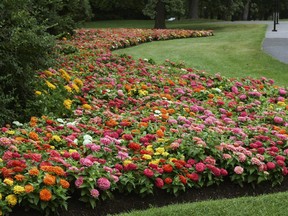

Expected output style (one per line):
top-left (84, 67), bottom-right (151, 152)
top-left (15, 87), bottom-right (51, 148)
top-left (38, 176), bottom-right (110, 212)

top-left (277, 160), bottom-right (285, 167)
top-left (163, 164), bottom-right (173, 173)
top-left (220, 168), bottom-right (228, 176)
top-left (128, 142), bottom-right (141, 151)
top-left (164, 177), bottom-right (173, 184)
top-left (186, 173), bottom-right (199, 182)
top-left (267, 162), bottom-right (276, 170)
top-left (155, 178), bottom-right (164, 188)
top-left (179, 175), bottom-right (187, 184)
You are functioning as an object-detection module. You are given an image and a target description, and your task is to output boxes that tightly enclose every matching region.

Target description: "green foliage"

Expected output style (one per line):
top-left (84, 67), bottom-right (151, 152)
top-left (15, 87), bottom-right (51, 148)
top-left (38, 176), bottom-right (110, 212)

top-left (30, 0), bottom-right (93, 36)
top-left (90, 0), bottom-right (147, 20)
top-left (0, 0), bottom-right (55, 125)
top-left (143, 0), bottom-right (186, 19)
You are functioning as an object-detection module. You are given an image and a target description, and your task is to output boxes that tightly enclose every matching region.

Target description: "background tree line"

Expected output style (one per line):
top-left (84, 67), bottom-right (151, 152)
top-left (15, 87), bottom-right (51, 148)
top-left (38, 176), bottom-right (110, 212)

top-left (1, 0), bottom-right (287, 125)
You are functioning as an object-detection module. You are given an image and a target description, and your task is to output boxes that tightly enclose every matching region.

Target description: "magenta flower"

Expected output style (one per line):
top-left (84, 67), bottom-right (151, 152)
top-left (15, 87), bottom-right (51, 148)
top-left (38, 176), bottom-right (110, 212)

top-left (195, 162), bottom-right (206, 172)
top-left (143, 168), bottom-right (154, 178)
top-left (97, 177), bottom-right (111, 190)
top-left (75, 177), bottom-right (84, 188)
top-left (274, 116), bottom-right (283, 124)
top-left (90, 189), bottom-right (100, 198)
top-left (155, 178), bottom-right (164, 188)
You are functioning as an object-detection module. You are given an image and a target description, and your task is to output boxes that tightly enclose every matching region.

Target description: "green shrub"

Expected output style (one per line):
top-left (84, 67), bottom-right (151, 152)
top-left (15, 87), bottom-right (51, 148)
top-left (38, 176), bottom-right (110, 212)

top-left (0, 0), bottom-right (55, 125)
top-left (31, 0), bottom-right (93, 36)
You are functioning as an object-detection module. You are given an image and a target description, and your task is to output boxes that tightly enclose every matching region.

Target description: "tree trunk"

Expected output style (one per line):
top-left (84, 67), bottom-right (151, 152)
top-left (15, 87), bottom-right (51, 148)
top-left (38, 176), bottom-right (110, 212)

top-left (154, 0), bottom-right (166, 29)
top-left (188, 0), bottom-right (199, 19)
top-left (243, 0), bottom-right (250, 20)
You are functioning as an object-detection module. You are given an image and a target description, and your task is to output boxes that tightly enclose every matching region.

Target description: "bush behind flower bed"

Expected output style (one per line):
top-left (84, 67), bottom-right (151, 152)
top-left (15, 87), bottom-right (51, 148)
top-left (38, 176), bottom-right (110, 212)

top-left (0, 28), bottom-right (288, 215)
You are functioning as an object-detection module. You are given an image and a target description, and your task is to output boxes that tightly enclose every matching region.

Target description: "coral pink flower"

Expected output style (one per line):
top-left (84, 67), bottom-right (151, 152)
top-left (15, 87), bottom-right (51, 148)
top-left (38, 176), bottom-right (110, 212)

top-left (234, 166), bottom-right (244, 174)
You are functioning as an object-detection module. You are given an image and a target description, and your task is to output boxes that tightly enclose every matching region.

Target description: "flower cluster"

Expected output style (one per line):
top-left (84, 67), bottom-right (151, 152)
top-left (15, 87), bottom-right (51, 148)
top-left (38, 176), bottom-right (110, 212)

top-left (1, 27), bottom-right (287, 215)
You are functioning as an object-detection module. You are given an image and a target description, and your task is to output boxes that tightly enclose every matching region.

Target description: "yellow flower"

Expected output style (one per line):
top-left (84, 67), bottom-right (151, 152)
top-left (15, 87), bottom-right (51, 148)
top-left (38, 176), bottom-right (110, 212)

top-left (46, 80), bottom-right (56, 90)
top-left (155, 147), bottom-right (165, 155)
top-left (277, 101), bottom-right (286, 107)
top-left (13, 185), bottom-right (25, 194)
top-left (52, 135), bottom-right (61, 142)
top-left (82, 104), bottom-right (92, 110)
top-left (64, 85), bottom-right (72, 93)
top-left (162, 152), bottom-right (170, 157)
top-left (59, 69), bottom-right (71, 82)
top-left (4, 178), bottom-right (14, 186)
top-left (123, 160), bottom-right (132, 166)
top-left (6, 130), bottom-right (15, 135)
top-left (73, 78), bottom-right (83, 87)
top-left (0, 158), bottom-right (2, 163)
top-left (0, 209), bottom-right (3, 216)
top-left (35, 91), bottom-right (42, 95)
top-left (50, 146), bottom-right (55, 149)
top-left (68, 149), bottom-right (77, 154)
top-left (142, 154), bottom-right (152, 160)
top-left (149, 159), bottom-right (160, 165)
top-left (44, 70), bottom-right (53, 77)
top-left (71, 83), bottom-right (80, 92)
top-left (0, 193), bottom-right (2, 200)
top-left (5, 194), bottom-right (17, 206)
top-left (138, 90), bottom-right (148, 96)
top-left (63, 99), bottom-right (73, 110)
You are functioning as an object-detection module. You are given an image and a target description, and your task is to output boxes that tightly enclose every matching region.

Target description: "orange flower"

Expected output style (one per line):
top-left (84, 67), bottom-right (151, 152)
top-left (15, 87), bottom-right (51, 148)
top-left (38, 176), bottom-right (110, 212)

top-left (39, 189), bottom-right (52, 201)
top-left (30, 117), bottom-right (38, 127)
top-left (156, 129), bottom-right (164, 138)
top-left (139, 122), bottom-right (148, 128)
top-left (29, 167), bottom-right (39, 176)
top-left (14, 174), bottom-right (25, 181)
top-left (53, 166), bottom-right (65, 176)
top-left (167, 109), bottom-right (175, 114)
top-left (105, 119), bottom-right (118, 127)
top-left (25, 184), bottom-right (34, 193)
top-left (43, 174), bottom-right (56, 186)
top-left (29, 131), bottom-right (39, 141)
top-left (59, 179), bottom-right (70, 189)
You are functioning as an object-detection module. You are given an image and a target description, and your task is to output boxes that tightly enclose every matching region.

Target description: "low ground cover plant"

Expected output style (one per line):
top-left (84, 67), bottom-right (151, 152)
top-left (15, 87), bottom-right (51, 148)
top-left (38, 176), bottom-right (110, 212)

top-left (0, 28), bottom-right (287, 215)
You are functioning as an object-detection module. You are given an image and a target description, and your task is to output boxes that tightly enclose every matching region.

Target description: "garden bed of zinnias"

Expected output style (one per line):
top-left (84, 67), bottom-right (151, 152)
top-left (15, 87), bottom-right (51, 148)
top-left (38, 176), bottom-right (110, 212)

top-left (1, 27), bottom-right (288, 216)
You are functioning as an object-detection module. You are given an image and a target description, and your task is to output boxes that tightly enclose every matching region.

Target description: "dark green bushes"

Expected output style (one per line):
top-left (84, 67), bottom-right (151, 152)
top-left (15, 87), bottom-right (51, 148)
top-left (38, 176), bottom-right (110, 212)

top-left (0, 0), bottom-right (93, 126)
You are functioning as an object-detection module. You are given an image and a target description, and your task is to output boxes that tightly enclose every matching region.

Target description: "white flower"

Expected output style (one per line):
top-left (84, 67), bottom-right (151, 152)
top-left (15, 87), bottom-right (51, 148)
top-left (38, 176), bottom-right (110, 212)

top-left (73, 139), bottom-right (78, 144)
top-left (83, 134), bottom-right (93, 141)
top-left (12, 121), bottom-right (23, 127)
top-left (57, 118), bottom-right (65, 123)
top-left (154, 110), bottom-right (161, 114)
top-left (213, 88), bottom-right (222, 93)
top-left (67, 121), bottom-right (76, 126)
top-left (83, 139), bottom-right (92, 145)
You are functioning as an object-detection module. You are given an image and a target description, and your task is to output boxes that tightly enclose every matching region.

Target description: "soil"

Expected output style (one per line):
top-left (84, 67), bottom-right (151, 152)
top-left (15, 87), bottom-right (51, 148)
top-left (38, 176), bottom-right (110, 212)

top-left (11, 178), bottom-right (288, 216)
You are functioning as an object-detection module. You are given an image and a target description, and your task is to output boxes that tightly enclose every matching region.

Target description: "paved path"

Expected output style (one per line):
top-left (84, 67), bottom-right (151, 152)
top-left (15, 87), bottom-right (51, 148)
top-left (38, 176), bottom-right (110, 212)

top-left (263, 21), bottom-right (288, 64)
top-left (211, 21), bottom-right (288, 64)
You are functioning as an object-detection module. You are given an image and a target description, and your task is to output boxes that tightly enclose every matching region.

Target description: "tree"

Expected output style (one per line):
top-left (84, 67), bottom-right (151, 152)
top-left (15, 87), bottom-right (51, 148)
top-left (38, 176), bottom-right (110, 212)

top-left (143, 0), bottom-right (186, 29)
top-left (187, 0), bottom-right (199, 19)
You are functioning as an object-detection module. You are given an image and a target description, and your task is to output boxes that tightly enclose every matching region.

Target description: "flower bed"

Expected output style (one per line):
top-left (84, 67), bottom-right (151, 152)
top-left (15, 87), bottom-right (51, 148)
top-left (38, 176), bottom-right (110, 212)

top-left (1, 28), bottom-right (288, 216)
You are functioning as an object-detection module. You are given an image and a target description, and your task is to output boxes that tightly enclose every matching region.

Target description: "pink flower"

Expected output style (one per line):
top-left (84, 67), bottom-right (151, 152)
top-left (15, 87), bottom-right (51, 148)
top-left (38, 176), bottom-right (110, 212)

top-left (220, 168), bottom-right (228, 176)
top-left (195, 162), bottom-right (206, 172)
top-left (75, 177), bottom-right (84, 188)
top-left (97, 177), bottom-right (111, 190)
top-left (170, 142), bottom-right (180, 150)
top-left (143, 168), bottom-right (154, 178)
top-left (234, 166), bottom-right (244, 174)
top-left (155, 178), bottom-right (164, 188)
top-left (274, 116), bottom-right (283, 124)
top-left (80, 158), bottom-right (93, 167)
top-left (90, 189), bottom-right (100, 198)
top-left (277, 160), bottom-right (285, 167)
top-left (71, 152), bottom-right (80, 160)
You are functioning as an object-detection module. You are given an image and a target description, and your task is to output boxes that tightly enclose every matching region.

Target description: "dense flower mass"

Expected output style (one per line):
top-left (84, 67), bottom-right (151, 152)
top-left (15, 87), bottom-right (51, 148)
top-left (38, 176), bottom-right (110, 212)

top-left (0, 27), bottom-right (287, 215)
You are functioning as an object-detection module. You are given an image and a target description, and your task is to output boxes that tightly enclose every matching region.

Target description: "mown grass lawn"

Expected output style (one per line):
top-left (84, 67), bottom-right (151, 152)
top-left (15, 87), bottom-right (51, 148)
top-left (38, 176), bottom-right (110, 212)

top-left (84, 20), bottom-right (288, 86)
